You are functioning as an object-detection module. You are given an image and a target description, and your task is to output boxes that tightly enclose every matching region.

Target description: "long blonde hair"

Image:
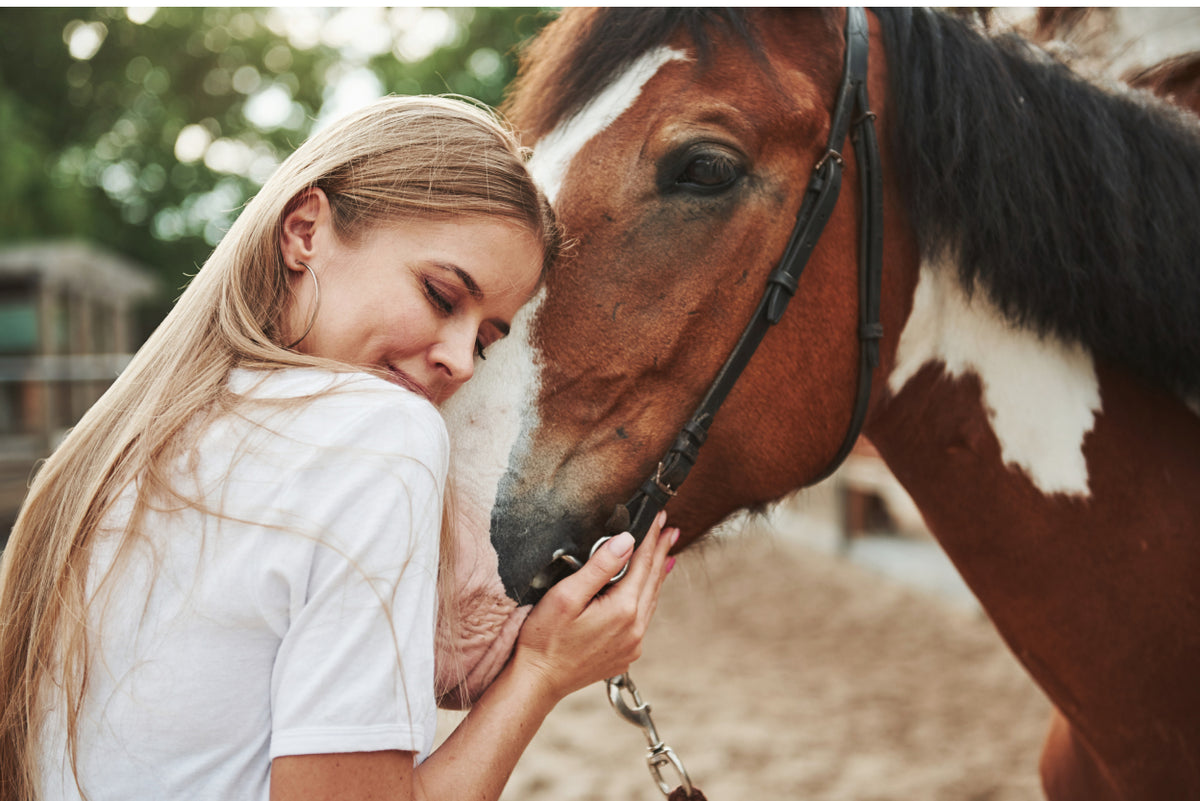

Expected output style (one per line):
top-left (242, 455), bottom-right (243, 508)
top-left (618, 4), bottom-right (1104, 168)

top-left (0, 95), bottom-right (560, 801)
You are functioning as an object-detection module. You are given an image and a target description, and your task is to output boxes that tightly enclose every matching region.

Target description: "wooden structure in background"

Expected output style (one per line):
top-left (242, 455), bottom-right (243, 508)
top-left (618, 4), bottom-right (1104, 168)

top-left (0, 242), bottom-right (155, 536)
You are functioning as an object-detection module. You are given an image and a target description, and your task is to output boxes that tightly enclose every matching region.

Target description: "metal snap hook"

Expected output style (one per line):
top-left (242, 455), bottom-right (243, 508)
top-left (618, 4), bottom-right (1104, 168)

top-left (606, 673), bottom-right (695, 797)
top-left (648, 746), bottom-right (693, 797)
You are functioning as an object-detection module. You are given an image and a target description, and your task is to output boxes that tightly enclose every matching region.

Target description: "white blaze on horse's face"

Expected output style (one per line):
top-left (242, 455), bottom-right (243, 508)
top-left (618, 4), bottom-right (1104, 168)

top-left (447, 45), bottom-right (689, 504)
top-left (445, 45), bottom-right (690, 537)
top-left (529, 46), bottom-right (688, 204)
top-left (888, 261), bottom-right (1103, 497)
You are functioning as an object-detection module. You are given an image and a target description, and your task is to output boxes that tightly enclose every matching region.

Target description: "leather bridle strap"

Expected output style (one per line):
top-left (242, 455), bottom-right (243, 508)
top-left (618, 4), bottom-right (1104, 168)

top-left (831, 10), bottom-right (884, 485)
top-left (594, 7), bottom-right (884, 552)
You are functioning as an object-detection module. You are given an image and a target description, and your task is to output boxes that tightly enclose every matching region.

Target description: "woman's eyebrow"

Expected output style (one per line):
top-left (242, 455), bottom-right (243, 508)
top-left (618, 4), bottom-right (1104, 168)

top-left (429, 261), bottom-right (511, 335)
top-left (432, 262), bottom-right (482, 299)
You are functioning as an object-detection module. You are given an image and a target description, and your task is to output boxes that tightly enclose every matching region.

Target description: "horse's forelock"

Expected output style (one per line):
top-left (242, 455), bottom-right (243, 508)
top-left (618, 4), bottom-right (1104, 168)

top-left (504, 8), bottom-right (757, 138)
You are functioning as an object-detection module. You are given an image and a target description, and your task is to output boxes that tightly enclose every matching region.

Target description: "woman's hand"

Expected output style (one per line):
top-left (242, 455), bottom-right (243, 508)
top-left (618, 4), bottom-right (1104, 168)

top-left (276, 516), bottom-right (679, 801)
top-left (510, 511), bottom-right (677, 702)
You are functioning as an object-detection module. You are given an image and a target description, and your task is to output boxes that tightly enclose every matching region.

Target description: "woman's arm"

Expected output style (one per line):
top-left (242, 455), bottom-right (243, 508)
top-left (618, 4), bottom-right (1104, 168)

top-left (271, 513), bottom-right (676, 801)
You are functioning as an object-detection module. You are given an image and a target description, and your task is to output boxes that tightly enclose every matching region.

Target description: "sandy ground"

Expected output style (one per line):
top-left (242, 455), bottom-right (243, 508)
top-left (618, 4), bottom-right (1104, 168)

top-left (439, 504), bottom-right (1053, 801)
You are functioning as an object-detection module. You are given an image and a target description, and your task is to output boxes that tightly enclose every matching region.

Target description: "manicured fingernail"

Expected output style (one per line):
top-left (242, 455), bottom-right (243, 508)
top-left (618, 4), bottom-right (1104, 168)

top-left (665, 557), bottom-right (676, 574)
top-left (669, 528), bottom-right (680, 546)
top-left (607, 532), bottom-right (635, 557)
top-left (656, 510), bottom-right (667, 527)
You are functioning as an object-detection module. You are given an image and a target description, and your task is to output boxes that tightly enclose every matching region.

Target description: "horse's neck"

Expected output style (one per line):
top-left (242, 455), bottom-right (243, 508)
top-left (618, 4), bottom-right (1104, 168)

top-left (866, 256), bottom-right (1106, 583)
top-left (863, 256), bottom-right (1200, 776)
top-left (869, 257), bottom-right (1200, 554)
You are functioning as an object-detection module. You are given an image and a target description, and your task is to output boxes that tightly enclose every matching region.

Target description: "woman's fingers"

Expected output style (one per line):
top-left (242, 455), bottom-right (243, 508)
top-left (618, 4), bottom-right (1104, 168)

top-left (636, 524), bottom-right (677, 624)
top-left (614, 511), bottom-right (667, 591)
top-left (553, 512), bottom-right (670, 613)
top-left (551, 531), bottom-right (636, 613)
top-left (514, 516), bottom-right (681, 699)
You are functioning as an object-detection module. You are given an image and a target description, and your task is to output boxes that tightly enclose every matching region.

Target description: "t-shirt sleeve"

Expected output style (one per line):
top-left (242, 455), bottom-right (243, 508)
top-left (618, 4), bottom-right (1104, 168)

top-left (266, 386), bottom-right (448, 763)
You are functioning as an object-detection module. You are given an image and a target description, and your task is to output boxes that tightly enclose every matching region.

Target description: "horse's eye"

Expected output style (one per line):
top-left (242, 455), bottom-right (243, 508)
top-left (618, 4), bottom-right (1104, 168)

top-left (676, 153), bottom-right (740, 191)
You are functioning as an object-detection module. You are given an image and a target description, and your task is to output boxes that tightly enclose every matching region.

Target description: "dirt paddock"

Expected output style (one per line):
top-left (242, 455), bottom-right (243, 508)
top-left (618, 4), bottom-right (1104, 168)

top-left (439, 512), bottom-right (1053, 801)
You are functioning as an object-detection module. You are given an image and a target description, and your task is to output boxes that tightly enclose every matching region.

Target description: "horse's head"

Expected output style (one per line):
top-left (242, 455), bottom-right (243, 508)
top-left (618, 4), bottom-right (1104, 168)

top-left (441, 9), bottom-right (917, 615)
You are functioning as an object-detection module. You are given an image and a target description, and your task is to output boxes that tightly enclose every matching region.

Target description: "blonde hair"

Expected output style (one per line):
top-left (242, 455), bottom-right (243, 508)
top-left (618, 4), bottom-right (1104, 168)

top-left (0, 95), bottom-right (561, 800)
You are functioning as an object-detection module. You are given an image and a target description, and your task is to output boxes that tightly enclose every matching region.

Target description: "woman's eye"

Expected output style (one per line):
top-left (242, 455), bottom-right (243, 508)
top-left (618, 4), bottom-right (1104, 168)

top-left (676, 153), bottom-right (740, 190)
top-left (475, 340), bottom-right (487, 361)
top-left (423, 279), bottom-right (453, 315)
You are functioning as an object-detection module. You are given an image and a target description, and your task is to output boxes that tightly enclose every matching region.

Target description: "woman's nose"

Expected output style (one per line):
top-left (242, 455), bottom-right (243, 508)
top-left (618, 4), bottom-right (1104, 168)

top-left (433, 328), bottom-right (476, 387)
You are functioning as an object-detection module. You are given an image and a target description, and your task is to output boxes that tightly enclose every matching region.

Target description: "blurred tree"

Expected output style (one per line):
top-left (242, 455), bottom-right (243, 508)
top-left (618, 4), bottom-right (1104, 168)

top-left (0, 7), bottom-right (556, 334)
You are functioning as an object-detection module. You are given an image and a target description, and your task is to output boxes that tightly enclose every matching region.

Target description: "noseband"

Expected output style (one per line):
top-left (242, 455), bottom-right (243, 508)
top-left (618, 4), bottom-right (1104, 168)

top-left (532, 7), bottom-right (884, 593)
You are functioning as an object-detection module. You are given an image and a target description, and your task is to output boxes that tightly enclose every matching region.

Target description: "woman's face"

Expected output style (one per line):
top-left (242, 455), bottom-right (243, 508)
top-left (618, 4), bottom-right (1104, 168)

top-left (281, 191), bottom-right (543, 404)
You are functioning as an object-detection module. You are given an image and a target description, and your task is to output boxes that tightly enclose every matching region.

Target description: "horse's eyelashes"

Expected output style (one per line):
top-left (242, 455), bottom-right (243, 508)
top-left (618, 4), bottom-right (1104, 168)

top-left (658, 145), bottom-right (745, 195)
top-left (675, 153), bottom-right (742, 192)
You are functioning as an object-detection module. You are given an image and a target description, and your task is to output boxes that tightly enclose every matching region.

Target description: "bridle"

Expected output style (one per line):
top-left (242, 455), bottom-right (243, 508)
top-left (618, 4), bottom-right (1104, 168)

top-left (533, 7), bottom-right (883, 591)
top-left (531, 10), bottom-right (882, 798)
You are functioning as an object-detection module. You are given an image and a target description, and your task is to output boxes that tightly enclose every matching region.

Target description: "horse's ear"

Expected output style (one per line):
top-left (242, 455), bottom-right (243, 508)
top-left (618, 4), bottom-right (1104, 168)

top-left (279, 187), bottom-right (331, 271)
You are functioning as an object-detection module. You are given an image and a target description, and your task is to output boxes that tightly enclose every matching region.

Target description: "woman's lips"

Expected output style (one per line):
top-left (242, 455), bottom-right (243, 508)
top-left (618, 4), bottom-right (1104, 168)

top-left (387, 366), bottom-right (435, 402)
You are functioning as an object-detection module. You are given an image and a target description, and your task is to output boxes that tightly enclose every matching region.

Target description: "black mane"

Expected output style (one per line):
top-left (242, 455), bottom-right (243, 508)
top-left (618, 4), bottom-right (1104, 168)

top-left (875, 8), bottom-right (1200, 398)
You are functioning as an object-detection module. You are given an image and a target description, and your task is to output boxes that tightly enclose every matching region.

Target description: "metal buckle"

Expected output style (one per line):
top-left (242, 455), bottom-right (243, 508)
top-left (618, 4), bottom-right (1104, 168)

top-left (652, 461), bottom-right (678, 497)
top-left (813, 148), bottom-right (845, 172)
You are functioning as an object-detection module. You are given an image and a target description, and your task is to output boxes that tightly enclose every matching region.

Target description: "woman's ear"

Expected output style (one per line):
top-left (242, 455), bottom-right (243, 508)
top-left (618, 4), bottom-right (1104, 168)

top-left (280, 187), bottom-right (331, 273)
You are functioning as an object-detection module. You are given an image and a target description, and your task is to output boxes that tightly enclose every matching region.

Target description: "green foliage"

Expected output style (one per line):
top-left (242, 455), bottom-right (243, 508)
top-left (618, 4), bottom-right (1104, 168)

top-left (0, 7), bottom-right (556, 333)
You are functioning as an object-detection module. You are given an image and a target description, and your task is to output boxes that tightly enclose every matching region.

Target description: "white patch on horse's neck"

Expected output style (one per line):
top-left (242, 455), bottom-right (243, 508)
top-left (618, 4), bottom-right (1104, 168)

top-left (888, 261), bottom-right (1102, 497)
top-left (529, 46), bottom-right (688, 204)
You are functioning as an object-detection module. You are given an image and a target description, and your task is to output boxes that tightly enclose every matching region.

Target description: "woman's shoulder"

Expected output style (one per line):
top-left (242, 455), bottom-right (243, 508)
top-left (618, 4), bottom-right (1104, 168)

top-left (226, 368), bottom-right (449, 478)
top-left (229, 366), bottom-right (421, 402)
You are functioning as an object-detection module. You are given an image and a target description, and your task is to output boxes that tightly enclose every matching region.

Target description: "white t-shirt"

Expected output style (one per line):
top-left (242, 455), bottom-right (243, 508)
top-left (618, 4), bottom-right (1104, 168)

top-left (37, 368), bottom-right (447, 801)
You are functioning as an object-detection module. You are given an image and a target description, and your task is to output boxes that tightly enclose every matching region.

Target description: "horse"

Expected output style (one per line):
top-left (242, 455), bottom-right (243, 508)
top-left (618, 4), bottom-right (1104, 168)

top-left (439, 8), bottom-right (1200, 800)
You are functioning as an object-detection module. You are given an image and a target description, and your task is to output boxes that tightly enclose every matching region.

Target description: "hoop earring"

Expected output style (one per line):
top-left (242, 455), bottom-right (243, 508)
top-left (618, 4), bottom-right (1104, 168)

top-left (286, 261), bottom-right (321, 350)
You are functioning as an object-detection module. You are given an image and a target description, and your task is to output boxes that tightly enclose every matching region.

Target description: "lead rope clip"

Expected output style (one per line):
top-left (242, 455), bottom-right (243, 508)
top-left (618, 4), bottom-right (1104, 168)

top-left (606, 672), bottom-right (695, 798)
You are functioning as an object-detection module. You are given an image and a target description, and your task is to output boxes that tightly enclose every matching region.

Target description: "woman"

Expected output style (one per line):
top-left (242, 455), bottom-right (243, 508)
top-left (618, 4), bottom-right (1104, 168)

top-left (0, 95), bottom-right (676, 800)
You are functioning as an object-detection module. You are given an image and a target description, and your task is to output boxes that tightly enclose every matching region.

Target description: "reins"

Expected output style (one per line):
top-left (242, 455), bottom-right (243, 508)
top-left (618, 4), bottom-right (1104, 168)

top-left (548, 9), bottom-right (882, 799)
